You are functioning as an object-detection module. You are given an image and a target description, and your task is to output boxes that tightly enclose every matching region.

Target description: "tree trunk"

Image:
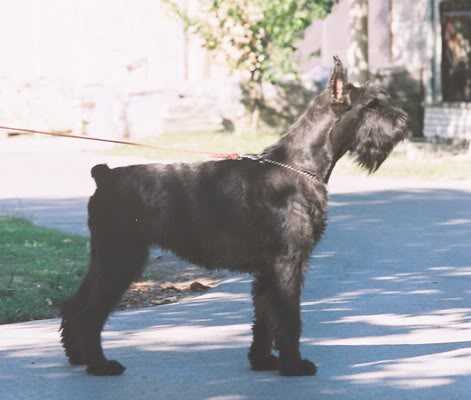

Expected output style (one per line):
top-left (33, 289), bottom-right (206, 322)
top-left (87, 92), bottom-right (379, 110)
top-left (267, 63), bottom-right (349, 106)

top-left (250, 106), bottom-right (260, 133)
top-left (348, 0), bottom-right (369, 84)
top-left (249, 79), bottom-right (264, 133)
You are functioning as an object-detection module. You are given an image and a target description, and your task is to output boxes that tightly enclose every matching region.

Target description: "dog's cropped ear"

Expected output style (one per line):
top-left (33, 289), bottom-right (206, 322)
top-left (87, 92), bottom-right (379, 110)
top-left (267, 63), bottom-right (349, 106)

top-left (329, 56), bottom-right (347, 104)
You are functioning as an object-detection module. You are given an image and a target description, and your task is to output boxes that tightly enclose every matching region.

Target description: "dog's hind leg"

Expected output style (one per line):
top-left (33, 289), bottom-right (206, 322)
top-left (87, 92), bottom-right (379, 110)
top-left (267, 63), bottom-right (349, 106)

top-left (60, 269), bottom-right (94, 366)
top-left (84, 233), bottom-right (148, 376)
top-left (267, 254), bottom-right (317, 377)
top-left (248, 273), bottom-right (279, 371)
top-left (61, 230), bottom-right (149, 376)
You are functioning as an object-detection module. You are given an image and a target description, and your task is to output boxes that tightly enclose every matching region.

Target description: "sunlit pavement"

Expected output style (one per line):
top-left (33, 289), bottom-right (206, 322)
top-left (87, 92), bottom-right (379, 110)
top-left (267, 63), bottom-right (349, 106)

top-left (1, 146), bottom-right (471, 399)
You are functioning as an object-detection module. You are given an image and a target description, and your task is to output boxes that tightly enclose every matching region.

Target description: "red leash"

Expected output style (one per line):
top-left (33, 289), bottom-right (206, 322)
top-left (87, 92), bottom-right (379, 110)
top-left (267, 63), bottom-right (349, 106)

top-left (0, 125), bottom-right (241, 160)
top-left (0, 125), bottom-right (324, 182)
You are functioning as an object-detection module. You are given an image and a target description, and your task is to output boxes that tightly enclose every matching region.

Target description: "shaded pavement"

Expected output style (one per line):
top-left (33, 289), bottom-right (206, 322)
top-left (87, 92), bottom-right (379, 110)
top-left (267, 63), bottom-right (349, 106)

top-left (1, 141), bottom-right (471, 399)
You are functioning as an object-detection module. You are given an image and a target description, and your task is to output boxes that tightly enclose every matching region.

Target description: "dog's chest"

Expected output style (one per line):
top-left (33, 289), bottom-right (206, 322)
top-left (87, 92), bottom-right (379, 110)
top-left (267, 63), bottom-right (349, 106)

top-left (281, 183), bottom-right (327, 243)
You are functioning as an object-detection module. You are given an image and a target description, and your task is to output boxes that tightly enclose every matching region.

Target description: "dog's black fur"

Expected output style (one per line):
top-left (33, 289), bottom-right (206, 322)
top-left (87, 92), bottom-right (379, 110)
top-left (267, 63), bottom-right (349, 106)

top-left (60, 57), bottom-right (410, 377)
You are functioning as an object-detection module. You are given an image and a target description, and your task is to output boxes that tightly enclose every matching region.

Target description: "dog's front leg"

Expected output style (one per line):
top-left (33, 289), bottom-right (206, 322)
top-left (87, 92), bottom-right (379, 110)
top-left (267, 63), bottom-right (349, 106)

top-left (249, 272), bottom-right (279, 371)
top-left (270, 254), bottom-right (316, 376)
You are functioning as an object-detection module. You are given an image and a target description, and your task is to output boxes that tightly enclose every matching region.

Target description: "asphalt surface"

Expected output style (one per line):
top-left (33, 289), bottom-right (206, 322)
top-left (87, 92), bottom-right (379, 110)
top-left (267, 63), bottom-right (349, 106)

top-left (1, 141), bottom-right (471, 399)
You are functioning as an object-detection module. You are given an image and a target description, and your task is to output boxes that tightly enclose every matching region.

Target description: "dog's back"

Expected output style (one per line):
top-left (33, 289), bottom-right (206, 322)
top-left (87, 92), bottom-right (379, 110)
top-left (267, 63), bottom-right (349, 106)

top-left (87, 160), bottom-right (327, 271)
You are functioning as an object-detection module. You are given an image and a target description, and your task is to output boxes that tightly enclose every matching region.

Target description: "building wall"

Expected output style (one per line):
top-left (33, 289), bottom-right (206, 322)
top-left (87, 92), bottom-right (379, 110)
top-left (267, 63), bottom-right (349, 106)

top-left (319, 0), bottom-right (391, 72)
top-left (296, 21), bottom-right (323, 74)
top-left (369, 0), bottom-right (392, 70)
top-left (314, 0), bottom-right (471, 139)
top-left (390, 0), bottom-right (430, 69)
top-left (321, 0), bottom-right (350, 67)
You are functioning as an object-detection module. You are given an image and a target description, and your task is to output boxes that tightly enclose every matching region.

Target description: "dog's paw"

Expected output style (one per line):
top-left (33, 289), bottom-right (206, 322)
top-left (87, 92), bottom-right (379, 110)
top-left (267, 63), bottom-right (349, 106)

top-left (250, 354), bottom-right (279, 371)
top-left (279, 359), bottom-right (317, 377)
top-left (86, 360), bottom-right (126, 376)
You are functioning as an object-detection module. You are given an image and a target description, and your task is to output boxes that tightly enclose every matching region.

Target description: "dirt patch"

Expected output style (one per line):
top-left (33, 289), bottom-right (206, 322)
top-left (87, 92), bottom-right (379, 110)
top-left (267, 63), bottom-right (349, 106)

top-left (118, 252), bottom-right (231, 310)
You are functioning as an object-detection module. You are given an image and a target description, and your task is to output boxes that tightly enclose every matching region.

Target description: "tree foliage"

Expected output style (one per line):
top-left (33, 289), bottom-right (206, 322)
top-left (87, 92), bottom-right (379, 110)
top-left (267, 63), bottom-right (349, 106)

top-left (165, 0), bottom-right (333, 129)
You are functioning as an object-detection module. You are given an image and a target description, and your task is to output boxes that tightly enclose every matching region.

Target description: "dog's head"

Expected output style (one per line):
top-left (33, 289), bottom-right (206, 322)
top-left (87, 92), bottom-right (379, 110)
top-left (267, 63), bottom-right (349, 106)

top-left (327, 56), bottom-right (410, 172)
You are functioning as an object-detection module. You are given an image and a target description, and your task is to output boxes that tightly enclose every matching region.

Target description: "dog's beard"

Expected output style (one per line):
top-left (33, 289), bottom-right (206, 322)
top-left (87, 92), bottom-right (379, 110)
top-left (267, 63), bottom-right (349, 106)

top-left (351, 109), bottom-right (409, 173)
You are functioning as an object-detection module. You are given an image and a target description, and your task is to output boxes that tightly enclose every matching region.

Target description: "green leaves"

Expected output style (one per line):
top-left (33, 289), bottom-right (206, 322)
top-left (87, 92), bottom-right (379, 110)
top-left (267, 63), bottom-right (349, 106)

top-left (164, 0), bottom-right (333, 83)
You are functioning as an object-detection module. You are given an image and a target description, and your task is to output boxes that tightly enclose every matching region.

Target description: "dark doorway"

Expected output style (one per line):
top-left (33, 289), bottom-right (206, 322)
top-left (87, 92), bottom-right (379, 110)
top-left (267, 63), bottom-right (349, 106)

top-left (440, 0), bottom-right (471, 102)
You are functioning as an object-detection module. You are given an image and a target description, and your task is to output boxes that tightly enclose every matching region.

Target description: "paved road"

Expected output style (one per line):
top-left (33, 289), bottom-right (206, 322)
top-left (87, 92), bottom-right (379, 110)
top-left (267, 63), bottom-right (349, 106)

top-left (1, 142), bottom-right (471, 399)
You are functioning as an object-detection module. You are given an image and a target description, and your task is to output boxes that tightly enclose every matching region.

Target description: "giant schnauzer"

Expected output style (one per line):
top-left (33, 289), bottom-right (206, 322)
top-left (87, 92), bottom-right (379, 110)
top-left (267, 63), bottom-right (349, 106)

top-left (60, 57), bottom-right (410, 377)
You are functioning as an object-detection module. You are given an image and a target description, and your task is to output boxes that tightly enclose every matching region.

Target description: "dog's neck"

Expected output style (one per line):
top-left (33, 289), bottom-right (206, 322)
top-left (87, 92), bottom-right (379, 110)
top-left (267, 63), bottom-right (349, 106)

top-left (264, 94), bottom-right (348, 184)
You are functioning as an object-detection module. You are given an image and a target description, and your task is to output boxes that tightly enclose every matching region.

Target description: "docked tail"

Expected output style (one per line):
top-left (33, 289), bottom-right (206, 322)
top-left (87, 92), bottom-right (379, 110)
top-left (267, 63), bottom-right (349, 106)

top-left (91, 164), bottom-right (111, 187)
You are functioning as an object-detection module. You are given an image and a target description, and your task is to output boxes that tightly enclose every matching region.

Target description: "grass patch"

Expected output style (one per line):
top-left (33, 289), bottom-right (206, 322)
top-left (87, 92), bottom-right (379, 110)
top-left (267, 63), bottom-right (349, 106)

top-left (336, 152), bottom-right (471, 181)
top-left (0, 216), bottom-right (87, 324)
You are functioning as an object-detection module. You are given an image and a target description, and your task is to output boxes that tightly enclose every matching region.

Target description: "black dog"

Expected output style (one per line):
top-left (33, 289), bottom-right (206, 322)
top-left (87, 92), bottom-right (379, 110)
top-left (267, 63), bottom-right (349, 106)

top-left (60, 57), bottom-right (410, 377)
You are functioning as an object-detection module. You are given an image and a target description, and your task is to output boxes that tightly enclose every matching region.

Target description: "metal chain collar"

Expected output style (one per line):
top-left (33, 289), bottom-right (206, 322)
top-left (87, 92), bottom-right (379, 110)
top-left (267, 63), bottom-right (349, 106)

top-left (240, 154), bottom-right (322, 184)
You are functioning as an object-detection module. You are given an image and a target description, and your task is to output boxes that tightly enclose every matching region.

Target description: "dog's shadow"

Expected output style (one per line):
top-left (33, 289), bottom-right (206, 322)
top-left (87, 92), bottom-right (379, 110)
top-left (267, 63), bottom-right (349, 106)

top-left (1, 188), bottom-right (471, 400)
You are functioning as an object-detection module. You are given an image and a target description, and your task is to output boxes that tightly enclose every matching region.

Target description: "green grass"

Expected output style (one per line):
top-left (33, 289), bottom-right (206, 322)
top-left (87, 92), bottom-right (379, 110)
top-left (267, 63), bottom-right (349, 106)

top-left (0, 217), bottom-right (88, 324)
